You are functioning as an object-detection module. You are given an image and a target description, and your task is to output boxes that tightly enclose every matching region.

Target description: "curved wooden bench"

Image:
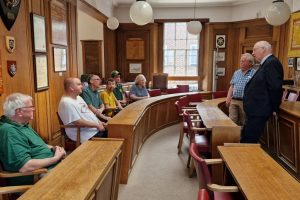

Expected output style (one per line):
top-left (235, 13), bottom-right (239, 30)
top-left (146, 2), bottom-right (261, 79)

top-left (107, 93), bottom-right (234, 184)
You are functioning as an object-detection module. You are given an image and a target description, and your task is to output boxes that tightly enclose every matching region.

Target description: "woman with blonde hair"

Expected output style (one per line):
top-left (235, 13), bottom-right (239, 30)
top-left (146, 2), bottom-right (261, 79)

top-left (129, 74), bottom-right (150, 101)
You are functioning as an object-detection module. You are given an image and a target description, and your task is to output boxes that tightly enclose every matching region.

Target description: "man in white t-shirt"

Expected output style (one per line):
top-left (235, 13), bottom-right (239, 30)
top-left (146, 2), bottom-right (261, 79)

top-left (58, 77), bottom-right (107, 143)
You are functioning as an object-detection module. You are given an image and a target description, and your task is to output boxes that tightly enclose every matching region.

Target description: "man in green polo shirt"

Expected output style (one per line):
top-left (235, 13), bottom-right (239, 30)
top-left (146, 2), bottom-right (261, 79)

top-left (0, 93), bottom-right (66, 185)
top-left (111, 70), bottom-right (127, 106)
top-left (80, 74), bottom-right (111, 122)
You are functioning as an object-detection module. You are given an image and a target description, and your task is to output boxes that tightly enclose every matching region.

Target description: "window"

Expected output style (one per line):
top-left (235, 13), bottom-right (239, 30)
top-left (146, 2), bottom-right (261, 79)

top-left (163, 22), bottom-right (199, 77)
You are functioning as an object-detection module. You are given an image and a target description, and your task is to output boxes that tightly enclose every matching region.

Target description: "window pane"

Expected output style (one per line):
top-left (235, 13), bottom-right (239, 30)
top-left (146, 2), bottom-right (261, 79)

top-left (163, 22), bottom-right (199, 78)
top-left (168, 80), bottom-right (198, 91)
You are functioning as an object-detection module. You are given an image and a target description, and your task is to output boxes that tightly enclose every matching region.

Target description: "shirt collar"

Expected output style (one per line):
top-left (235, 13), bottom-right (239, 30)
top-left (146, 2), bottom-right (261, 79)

top-left (88, 85), bottom-right (98, 93)
top-left (260, 54), bottom-right (272, 65)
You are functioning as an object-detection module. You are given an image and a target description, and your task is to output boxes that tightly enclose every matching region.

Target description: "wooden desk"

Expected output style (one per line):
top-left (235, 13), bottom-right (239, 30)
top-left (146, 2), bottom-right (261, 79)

top-left (19, 139), bottom-right (123, 200)
top-left (218, 145), bottom-right (300, 200)
top-left (196, 98), bottom-right (240, 183)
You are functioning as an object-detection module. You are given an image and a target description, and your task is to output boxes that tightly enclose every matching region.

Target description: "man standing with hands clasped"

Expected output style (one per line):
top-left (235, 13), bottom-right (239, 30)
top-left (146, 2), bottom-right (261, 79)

top-left (241, 41), bottom-right (283, 143)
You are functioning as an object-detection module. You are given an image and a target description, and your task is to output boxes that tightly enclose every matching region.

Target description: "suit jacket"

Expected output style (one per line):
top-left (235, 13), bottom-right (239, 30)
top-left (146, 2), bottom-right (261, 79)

top-left (243, 55), bottom-right (283, 117)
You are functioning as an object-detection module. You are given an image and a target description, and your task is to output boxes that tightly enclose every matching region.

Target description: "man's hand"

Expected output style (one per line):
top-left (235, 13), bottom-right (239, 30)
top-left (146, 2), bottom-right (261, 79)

top-left (53, 146), bottom-right (66, 161)
top-left (96, 122), bottom-right (106, 131)
top-left (226, 97), bottom-right (231, 107)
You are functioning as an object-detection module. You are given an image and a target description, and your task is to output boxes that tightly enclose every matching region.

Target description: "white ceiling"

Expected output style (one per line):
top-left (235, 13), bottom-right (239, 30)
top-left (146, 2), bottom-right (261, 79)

top-left (113, 0), bottom-right (261, 7)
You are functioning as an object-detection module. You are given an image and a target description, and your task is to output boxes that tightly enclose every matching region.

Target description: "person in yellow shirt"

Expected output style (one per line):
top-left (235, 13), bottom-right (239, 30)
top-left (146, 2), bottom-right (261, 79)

top-left (100, 78), bottom-right (123, 117)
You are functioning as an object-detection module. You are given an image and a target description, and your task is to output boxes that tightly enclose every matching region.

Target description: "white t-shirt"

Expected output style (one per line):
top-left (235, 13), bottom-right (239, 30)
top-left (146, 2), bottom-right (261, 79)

top-left (58, 96), bottom-right (99, 143)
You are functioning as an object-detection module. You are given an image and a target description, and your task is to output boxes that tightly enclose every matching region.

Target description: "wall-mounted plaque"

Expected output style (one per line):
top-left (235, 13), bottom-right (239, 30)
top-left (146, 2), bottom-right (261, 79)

top-left (216, 35), bottom-right (226, 48)
top-left (34, 54), bottom-right (48, 91)
top-left (53, 46), bottom-right (67, 72)
top-left (0, 0), bottom-right (21, 30)
top-left (31, 13), bottom-right (47, 52)
top-left (129, 63), bottom-right (142, 73)
top-left (126, 38), bottom-right (144, 60)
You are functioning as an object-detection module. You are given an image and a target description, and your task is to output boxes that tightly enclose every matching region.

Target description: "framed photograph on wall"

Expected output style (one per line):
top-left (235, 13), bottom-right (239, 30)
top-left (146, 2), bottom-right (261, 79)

top-left (297, 58), bottom-right (300, 71)
top-left (34, 54), bottom-right (48, 91)
top-left (216, 35), bottom-right (226, 48)
top-left (31, 13), bottom-right (46, 52)
top-left (288, 12), bottom-right (300, 57)
top-left (53, 46), bottom-right (67, 72)
top-left (129, 63), bottom-right (142, 73)
top-left (288, 57), bottom-right (295, 68)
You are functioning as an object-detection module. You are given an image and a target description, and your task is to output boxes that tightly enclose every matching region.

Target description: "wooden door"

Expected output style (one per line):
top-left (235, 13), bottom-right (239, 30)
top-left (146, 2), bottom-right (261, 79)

top-left (81, 40), bottom-right (102, 75)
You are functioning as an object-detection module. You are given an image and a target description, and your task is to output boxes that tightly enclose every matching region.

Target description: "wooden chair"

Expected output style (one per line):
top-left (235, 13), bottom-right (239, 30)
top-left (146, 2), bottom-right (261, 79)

top-left (189, 143), bottom-right (238, 200)
top-left (152, 73), bottom-right (168, 90)
top-left (183, 111), bottom-right (209, 176)
top-left (148, 89), bottom-right (162, 97)
top-left (188, 93), bottom-right (203, 104)
top-left (212, 91), bottom-right (227, 99)
top-left (56, 112), bottom-right (84, 151)
top-left (177, 85), bottom-right (189, 93)
top-left (166, 87), bottom-right (181, 94)
top-left (0, 161), bottom-right (47, 200)
top-left (175, 96), bottom-right (199, 154)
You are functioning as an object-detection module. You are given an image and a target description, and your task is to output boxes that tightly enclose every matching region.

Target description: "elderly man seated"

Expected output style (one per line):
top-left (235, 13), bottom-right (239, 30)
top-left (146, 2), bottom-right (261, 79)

top-left (0, 93), bottom-right (66, 185)
top-left (58, 77), bottom-right (107, 143)
top-left (80, 74), bottom-right (111, 122)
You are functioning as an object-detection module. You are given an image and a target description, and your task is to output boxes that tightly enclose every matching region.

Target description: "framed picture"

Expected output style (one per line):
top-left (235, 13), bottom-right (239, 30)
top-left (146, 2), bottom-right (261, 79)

top-left (297, 58), bottom-right (300, 71)
top-left (53, 46), bottom-right (67, 72)
top-left (216, 68), bottom-right (225, 76)
top-left (288, 12), bottom-right (300, 57)
top-left (288, 57), bottom-right (295, 68)
top-left (34, 54), bottom-right (48, 91)
top-left (216, 35), bottom-right (226, 48)
top-left (31, 13), bottom-right (46, 52)
top-left (129, 63), bottom-right (142, 73)
top-left (216, 52), bottom-right (225, 61)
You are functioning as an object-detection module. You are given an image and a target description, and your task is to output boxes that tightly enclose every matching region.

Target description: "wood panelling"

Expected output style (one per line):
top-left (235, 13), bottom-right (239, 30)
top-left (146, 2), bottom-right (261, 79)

top-left (104, 27), bottom-right (117, 79)
top-left (0, 0), bottom-right (78, 146)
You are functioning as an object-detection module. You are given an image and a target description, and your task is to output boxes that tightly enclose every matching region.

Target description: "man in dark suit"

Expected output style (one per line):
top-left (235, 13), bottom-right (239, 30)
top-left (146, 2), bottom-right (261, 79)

top-left (241, 41), bottom-right (283, 143)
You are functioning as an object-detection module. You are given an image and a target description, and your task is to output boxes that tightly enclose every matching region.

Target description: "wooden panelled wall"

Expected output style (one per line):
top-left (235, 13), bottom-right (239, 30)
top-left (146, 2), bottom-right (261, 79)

top-left (0, 0), bottom-right (77, 145)
top-left (109, 18), bottom-right (291, 91)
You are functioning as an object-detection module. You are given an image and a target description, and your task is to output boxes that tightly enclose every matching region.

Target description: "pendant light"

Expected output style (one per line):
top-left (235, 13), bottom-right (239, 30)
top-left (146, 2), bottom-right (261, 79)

top-left (187, 0), bottom-right (202, 35)
top-left (107, 17), bottom-right (119, 30)
top-left (265, 0), bottom-right (291, 26)
top-left (129, 0), bottom-right (153, 26)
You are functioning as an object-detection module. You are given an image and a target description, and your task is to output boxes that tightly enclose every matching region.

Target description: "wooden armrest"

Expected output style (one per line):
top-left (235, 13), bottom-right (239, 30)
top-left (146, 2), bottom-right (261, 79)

top-left (207, 184), bottom-right (239, 192)
top-left (191, 127), bottom-right (207, 131)
top-left (191, 119), bottom-right (202, 122)
top-left (0, 185), bottom-right (32, 195)
top-left (0, 168), bottom-right (47, 178)
top-left (204, 159), bottom-right (223, 165)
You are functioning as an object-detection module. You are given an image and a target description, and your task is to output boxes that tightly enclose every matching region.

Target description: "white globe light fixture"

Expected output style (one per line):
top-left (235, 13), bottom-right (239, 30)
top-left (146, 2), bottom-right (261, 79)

top-left (129, 0), bottom-right (153, 26)
top-left (265, 0), bottom-right (291, 26)
top-left (107, 17), bottom-right (119, 30)
top-left (187, 0), bottom-right (202, 35)
top-left (187, 21), bottom-right (202, 35)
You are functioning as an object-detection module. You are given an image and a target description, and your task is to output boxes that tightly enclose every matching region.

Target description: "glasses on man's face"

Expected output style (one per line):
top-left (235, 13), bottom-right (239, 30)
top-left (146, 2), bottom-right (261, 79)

top-left (19, 105), bottom-right (35, 110)
top-left (91, 78), bottom-right (100, 81)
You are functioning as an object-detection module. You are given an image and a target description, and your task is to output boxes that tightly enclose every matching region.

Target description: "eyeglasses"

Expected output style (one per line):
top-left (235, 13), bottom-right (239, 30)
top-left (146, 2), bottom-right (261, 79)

top-left (91, 78), bottom-right (100, 81)
top-left (18, 105), bottom-right (35, 110)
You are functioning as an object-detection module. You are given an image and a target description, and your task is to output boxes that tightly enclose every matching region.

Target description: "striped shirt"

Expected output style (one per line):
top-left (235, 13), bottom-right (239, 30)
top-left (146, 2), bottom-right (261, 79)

top-left (230, 68), bottom-right (256, 99)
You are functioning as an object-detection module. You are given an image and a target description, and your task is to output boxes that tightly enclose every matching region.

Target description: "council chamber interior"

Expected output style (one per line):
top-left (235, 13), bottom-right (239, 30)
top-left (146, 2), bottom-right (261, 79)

top-left (0, 0), bottom-right (300, 200)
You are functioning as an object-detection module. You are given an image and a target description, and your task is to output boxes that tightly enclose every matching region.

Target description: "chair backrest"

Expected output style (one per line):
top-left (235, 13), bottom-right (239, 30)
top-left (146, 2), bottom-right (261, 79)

top-left (189, 143), bottom-right (213, 190)
top-left (212, 91), bottom-right (227, 99)
top-left (282, 90), bottom-right (288, 101)
top-left (148, 89), bottom-right (162, 97)
top-left (166, 87), bottom-right (180, 94)
top-left (188, 93), bottom-right (203, 103)
top-left (183, 111), bottom-right (197, 143)
top-left (177, 85), bottom-right (189, 93)
top-left (56, 112), bottom-right (78, 151)
top-left (152, 73), bottom-right (168, 90)
top-left (287, 92), bottom-right (299, 102)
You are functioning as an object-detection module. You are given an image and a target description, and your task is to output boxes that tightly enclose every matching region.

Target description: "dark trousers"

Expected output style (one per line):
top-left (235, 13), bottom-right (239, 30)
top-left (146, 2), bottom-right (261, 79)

top-left (240, 115), bottom-right (270, 143)
top-left (93, 130), bottom-right (108, 138)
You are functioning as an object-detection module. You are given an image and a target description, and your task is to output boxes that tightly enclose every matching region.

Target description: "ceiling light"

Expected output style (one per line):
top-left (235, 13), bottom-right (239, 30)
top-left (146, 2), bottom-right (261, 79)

top-left (187, 0), bottom-right (202, 35)
top-left (107, 17), bottom-right (119, 30)
top-left (129, 0), bottom-right (153, 26)
top-left (265, 0), bottom-right (291, 26)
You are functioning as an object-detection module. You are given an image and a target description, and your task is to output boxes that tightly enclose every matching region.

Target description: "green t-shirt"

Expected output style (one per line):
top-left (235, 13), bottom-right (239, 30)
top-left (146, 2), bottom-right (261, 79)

top-left (113, 83), bottom-right (125, 101)
top-left (80, 85), bottom-right (103, 108)
top-left (0, 116), bottom-right (54, 185)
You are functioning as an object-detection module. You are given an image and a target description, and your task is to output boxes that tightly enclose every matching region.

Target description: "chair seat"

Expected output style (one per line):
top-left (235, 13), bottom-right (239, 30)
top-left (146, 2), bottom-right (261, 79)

top-left (195, 135), bottom-right (209, 152)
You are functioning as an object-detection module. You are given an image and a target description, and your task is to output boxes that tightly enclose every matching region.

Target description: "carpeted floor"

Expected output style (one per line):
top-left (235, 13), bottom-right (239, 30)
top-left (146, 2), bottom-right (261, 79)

top-left (118, 124), bottom-right (198, 200)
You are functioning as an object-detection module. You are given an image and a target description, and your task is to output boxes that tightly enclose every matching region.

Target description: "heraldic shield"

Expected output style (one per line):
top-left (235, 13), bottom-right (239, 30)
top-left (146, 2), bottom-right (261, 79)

top-left (7, 60), bottom-right (17, 77)
top-left (0, 0), bottom-right (21, 31)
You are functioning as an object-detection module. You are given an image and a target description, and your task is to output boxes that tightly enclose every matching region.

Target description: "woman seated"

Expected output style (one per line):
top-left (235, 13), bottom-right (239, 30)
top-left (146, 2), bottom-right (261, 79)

top-left (130, 74), bottom-right (150, 101)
